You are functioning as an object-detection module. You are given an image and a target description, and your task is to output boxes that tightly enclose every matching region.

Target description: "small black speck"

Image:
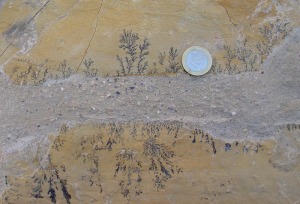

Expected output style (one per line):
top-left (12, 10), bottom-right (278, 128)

top-left (129, 86), bottom-right (135, 90)
top-left (37, 125), bottom-right (40, 128)
top-left (116, 91), bottom-right (120, 95)
top-left (96, 77), bottom-right (98, 80)
top-left (167, 107), bottom-right (176, 112)
top-left (225, 143), bottom-right (231, 152)
top-left (243, 146), bottom-right (248, 153)
top-left (235, 142), bottom-right (239, 146)
top-left (261, 71), bottom-right (264, 74)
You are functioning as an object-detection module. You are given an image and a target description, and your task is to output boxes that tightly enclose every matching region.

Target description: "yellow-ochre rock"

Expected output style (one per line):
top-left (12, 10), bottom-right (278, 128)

top-left (0, 0), bottom-right (299, 84)
top-left (0, 1), bottom-right (300, 203)
top-left (2, 122), bottom-right (300, 203)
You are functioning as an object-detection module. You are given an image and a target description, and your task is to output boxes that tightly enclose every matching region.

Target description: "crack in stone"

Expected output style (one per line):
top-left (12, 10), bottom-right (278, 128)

top-left (76, 0), bottom-right (104, 72)
top-left (1, 0), bottom-right (80, 71)
top-left (0, 0), bottom-right (52, 59)
top-left (219, 4), bottom-right (238, 31)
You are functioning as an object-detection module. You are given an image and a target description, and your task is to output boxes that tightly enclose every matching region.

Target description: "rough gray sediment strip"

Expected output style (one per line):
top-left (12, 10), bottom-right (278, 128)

top-left (0, 28), bottom-right (299, 195)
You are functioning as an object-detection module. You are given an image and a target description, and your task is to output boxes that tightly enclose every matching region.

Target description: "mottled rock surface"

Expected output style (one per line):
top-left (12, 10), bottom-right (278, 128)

top-left (0, 0), bottom-right (299, 203)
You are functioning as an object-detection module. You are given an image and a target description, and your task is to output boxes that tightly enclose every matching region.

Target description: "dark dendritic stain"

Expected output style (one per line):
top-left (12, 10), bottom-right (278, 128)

top-left (256, 17), bottom-right (291, 64)
top-left (209, 17), bottom-right (291, 75)
top-left (75, 122), bottom-right (186, 201)
top-left (57, 60), bottom-right (74, 79)
top-left (205, 134), bottom-right (210, 144)
top-left (52, 134), bottom-right (65, 151)
top-left (221, 39), bottom-right (258, 75)
top-left (48, 179), bottom-right (56, 204)
top-left (106, 137), bottom-right (117, 151)
top-left (83, 58), bottom-right (99, 77)
top-left (165, 47), bottom-right (181, 73)
top-left (143, 137), bottom-right (181, 189)
top-left (10, 58), bottom-right (79, 86)
top-left (5, 175), bottom-right (8, 185)
top-left (60, 180), bottom-right (71, 204)
top-left (211, 138), bottom-right (217, 154)
top-left (32, 174), bottom-right (45, 199)
top-left (83, 122), bottom-right (186, 199)
top-left (53, 169), bottom-right (71, 204)
top-left (190, 127), bottom-right (217, 154)
top-left (282, 123), bottom-right (300, 131)
top-left (192, 128), bottom-right (201, 143)
top-left (8, 17), bottom-right (292, 86)
top-left (115, 29), bottom-right (183, 76)
top-left (114, 148), bottom-right (143, 201)
top-left (116, 29), bottom-right (150, 76)
top-left (225, 143), bottom-right (232, 152)
top-left (243, 145), bottom-right (248, 154)
top-left (157, 47), bottom-right (183, 74)
top-left (158, 52), bottom-right (166, 65)
top-left (164, 120), bottom-right (182, 138)
top-left (4, 121), bottom-right (268, 203)
top-left (30, 155), bottom-right (72, 204)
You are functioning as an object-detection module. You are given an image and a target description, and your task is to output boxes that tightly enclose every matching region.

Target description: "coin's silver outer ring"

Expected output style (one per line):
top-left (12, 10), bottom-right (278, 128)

top-left (182, 46), bottom-right (213, 76)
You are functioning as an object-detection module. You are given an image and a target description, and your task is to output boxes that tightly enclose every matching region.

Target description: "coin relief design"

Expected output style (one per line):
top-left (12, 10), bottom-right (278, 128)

top-left (182, 46), bottom-right (212, 76)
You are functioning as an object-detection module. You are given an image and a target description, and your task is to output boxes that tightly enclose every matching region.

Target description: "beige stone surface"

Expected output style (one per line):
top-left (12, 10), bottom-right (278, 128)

top-left (2, 122), bottom-right (300, 204)
top-left (0, 1), bottom-right (300, 203)
top-left (0, 0), bottom-right (300, 84)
